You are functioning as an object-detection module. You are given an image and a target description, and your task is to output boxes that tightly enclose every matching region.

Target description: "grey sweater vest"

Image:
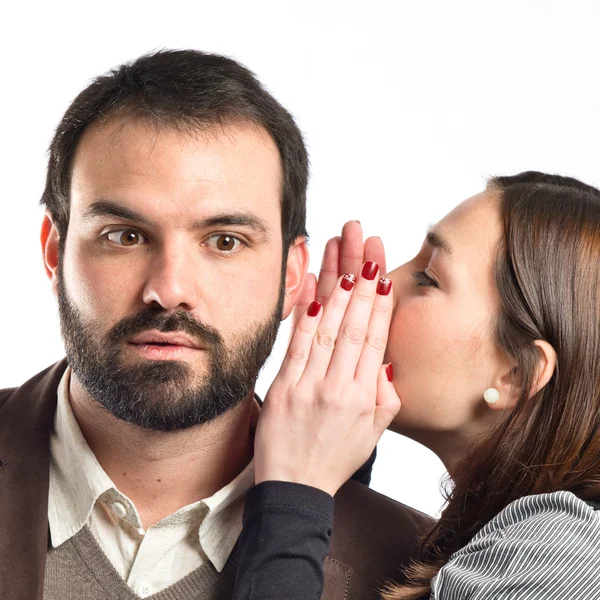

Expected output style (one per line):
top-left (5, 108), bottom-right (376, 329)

top-left (44, 526), bottom-right (238, 599)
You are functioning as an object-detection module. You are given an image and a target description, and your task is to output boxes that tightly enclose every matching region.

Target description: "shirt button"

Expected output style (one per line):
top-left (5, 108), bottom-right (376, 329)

top-left (111, 501), bottom-right (127, 519)
top-left (137, 583), bottom-right (153, 597)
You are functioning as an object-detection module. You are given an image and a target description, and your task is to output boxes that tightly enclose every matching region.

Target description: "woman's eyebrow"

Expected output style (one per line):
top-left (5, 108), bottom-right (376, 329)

top-left (425, 226), bottom-right (453, 258)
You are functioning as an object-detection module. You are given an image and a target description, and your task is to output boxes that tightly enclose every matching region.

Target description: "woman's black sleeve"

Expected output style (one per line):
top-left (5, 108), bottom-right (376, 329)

top-left (232, 481), bottom-right (334, 600)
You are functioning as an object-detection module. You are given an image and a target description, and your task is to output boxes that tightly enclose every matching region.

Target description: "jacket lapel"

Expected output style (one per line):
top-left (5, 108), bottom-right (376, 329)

top-left (0, 360), bottom-right (67, 600)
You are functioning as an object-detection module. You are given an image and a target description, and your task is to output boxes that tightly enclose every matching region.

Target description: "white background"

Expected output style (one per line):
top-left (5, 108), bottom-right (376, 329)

top-left (1, 0), bottom-right (599, 517)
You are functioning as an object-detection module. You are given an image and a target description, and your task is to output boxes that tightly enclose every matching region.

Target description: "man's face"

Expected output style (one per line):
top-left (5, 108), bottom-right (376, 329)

top-left (54, 119), bottom-right (287, 431)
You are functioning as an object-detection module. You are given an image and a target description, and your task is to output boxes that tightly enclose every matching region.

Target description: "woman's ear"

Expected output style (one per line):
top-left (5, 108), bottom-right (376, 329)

top-left (529, 340), bottom-right (557, 397)
top-left (281, 237), bottom-right (309, 320)
top-left (487, 362), bottom-right (520, 412)
top-left (487, 340), bottom-right (556, 411)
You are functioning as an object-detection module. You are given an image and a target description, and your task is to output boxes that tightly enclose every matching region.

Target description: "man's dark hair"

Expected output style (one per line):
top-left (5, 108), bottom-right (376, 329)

top-left (40, 49), bottom-right (309, 251)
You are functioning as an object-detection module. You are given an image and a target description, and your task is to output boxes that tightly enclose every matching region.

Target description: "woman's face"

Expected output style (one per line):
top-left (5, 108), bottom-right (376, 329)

top-left (386, 190), bottom-right (512, 440)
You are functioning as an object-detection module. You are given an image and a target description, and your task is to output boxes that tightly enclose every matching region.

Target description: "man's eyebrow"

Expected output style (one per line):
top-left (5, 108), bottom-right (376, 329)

top-left (199, 213), bottom-right (269, 235)
top-left (82, 200), bottom-right (153, 226)
top-left (425, 226), bottom-right (452, 257)
top-left (82, 200), bottom-right (270, 235)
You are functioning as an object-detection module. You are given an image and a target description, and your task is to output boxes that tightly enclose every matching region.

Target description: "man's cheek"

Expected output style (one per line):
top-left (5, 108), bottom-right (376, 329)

top-left (219, 272), bottom-right (279, 303)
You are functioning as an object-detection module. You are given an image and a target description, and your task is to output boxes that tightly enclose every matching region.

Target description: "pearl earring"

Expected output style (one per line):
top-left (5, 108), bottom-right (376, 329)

top-left (484, 388), bottom-right (499, 404)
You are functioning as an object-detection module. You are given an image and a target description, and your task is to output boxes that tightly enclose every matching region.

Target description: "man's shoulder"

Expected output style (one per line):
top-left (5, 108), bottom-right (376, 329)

top-left (333, 478), bottom-right (433, 545)
top-left (326, 479), bottom-right (434, 599)
top-left (0, 360), bottom-right (67, 426)
top-left (0, 387), bottom-right (16, 411)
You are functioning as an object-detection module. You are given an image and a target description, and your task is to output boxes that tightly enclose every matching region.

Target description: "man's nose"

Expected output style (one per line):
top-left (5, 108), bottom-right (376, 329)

top-left (141, 243), bottom-right (200, 311)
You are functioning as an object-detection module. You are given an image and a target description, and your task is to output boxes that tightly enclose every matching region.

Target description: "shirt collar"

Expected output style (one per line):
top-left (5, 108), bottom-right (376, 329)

top-left (48, 366), bottom-right (115, 547)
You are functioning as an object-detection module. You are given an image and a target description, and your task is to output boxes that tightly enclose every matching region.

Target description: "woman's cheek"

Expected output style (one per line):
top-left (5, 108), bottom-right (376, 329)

top-left (386, 298), bottom-right (460, 410)
top-left (387, 295), bottom-right (444, 366)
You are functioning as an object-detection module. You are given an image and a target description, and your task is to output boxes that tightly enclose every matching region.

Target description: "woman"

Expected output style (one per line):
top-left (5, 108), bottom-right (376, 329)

top-left (233, 171), bottom-right (600, 599)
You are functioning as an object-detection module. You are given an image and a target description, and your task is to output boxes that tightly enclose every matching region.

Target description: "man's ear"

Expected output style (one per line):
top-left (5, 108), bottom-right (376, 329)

top-left (41, 212), bottom-right (60, 296)
top-left (281, 236), bottom-right (309, 320)
top-left (487, 340), bottom-right (557, 412)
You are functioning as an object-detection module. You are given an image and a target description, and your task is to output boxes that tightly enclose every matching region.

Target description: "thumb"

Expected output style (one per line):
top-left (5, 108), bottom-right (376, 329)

top-left (373, 363), bottom-right (401, 437)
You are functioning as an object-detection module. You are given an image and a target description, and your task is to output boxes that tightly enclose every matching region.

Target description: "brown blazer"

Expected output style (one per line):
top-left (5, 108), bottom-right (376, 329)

top-left (0, 360), bottom-right (433, 600)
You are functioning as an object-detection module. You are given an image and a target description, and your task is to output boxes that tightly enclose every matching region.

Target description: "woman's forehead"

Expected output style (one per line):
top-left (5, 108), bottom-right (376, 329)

top-left (436, 191), bottom-right (503, 261)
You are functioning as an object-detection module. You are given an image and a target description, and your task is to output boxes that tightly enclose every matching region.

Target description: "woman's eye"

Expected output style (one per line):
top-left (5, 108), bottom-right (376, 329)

top-left (106, 229), bottom-right (147, 246)
top-left (411, 270), bottom-right (439, 288)
top-left (205, 234), bottom-right (243, 253)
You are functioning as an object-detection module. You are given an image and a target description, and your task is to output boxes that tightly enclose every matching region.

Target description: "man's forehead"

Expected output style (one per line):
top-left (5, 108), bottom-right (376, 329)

top-left (74, 117), bottom-right (281, 173)
top-left (70, 117), bottom-right (284, 224)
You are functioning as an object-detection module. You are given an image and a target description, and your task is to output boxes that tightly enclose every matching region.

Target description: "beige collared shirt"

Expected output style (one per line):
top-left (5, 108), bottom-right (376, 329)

top-left (48, 366), bottom-right (254, 598)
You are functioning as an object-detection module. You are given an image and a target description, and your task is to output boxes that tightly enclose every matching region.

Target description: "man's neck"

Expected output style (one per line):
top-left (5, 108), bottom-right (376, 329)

top-left (68, 374), bottom-right (255, 528)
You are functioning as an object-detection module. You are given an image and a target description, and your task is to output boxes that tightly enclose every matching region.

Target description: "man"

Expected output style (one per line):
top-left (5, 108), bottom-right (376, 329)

top-left (0, 50), bottom-right (430, 599)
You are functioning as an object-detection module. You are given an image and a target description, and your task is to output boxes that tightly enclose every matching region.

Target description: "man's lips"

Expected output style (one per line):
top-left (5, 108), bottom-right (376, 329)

top-left (129, 331), bottom-right (203, 349)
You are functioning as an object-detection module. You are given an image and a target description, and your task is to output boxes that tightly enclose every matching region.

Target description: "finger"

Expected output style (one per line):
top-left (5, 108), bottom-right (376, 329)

top-left (326, 261), bottom-right (380, 379)
top-left (339, 221), bottom-right (364, 278)
top-left (277, 300), bottom-right (324, 385)
top-left (364, 236), bottom-right (386, 276)
top-left (373, 363), bottom-right (401, 437)
top-left (303, 273), bottom-right (357, 379)
top-left (354, 276), bottom-right (393, 384)
top-left (315, 236), bottom-right (341, 306)
top-left (290, 273), bottom-right (317, 332)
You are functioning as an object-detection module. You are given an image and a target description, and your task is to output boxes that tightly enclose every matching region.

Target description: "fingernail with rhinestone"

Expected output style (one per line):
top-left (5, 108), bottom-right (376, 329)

top-left (340, 273), bottom-right (356, 291)
top-left (377, 277), bottom-right (392, 296)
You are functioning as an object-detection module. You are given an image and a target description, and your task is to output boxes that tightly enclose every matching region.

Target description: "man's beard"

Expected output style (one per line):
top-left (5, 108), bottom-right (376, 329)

top-left (56, 267), bottom-right (283, 432)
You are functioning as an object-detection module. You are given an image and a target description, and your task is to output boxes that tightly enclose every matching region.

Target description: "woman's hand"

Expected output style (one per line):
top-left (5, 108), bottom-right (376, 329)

top-left (291, 221), bottom-right (386, 329)
top-left (255, 259), bottom-right (400, 497)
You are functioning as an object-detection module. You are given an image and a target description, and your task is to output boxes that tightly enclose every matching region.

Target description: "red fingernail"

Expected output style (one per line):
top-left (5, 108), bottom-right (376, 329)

top-left (340, 273), bottom-right (356, 291)
top-left (386, 363), bottom-right (394, 382)
top-left (377, 277), bottom-right (392, 296)
top-left (307, 301), bottom-right (322, 317)
top-left (362, 261), bottom-right (379, 280)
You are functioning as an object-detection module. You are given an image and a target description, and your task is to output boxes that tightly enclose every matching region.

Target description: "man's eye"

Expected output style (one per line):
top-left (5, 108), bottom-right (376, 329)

top-left (106, 230), bottom-right (147, 246)
top-left (411, 270), bottom-right (439, 288)
top-left (205, 234), bottom-right (243, 253)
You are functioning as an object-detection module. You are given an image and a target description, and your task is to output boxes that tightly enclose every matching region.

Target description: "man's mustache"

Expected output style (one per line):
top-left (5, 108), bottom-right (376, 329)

top-left (107, 308), bottom-right (223, 349)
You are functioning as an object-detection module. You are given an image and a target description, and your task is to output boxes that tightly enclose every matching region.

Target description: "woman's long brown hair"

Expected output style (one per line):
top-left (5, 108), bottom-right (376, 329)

top-left (384, 172), bottom-right (600, 599)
